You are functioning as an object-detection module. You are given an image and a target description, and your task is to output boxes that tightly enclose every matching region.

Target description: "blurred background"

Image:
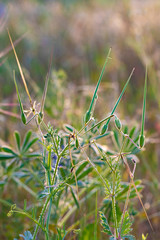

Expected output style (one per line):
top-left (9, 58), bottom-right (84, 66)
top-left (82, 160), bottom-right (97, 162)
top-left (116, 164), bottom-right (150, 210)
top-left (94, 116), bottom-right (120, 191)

top-left (0, 0), bottom-right (160, 239)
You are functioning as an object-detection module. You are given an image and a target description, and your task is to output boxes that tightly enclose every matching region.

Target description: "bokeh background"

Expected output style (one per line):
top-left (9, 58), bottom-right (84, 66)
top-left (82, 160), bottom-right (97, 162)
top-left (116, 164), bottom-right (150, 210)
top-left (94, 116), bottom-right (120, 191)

top-left (0, 0), bottom-right (160, 239)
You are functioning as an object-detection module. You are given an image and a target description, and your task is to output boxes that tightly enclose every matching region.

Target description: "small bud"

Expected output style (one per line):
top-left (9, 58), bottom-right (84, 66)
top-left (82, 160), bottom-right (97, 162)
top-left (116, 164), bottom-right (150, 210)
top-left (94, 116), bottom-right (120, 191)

top-left (101, 124), bottom-right (108, 135)
top-left (139, 134), bottom-right (145, 148)
top-left (84, 110), bottom-right (91, 124)
top-left (71, 166), bottom-right (74, 172)
top-left (21, 112), bottom-right (27, 124)
top-left (115, 116), bottom-right (122, 130)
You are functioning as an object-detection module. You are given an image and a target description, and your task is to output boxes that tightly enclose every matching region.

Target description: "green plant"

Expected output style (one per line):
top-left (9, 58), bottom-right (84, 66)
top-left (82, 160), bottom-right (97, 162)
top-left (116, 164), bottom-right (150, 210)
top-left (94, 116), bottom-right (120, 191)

top-left (0, 31), bottom-right (153, 240)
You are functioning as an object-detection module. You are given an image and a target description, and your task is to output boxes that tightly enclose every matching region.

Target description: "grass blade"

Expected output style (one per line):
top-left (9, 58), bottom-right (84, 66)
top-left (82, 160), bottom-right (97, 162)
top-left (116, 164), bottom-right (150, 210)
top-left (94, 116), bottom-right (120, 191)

top-left (7, 30), bottom-right (33, 107)
top-left (0, 33), bottom-right (26, 59)
top-left (13, 71), bottom-right (26, 124)
top-left (101, 68), bottom-right (135, 134)
top-left (139, 67), bottom-right (147, 148)
top-left (141, 67), bottom-right (147, 136)
top-left (84, 48), bottom-right (111, 123)
top-left (40, 49), bottom-right (53, 114)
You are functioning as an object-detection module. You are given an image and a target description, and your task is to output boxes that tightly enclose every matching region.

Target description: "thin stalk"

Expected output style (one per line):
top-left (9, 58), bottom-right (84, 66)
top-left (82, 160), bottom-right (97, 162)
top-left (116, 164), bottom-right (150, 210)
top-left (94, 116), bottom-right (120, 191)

top-left (112, 170), bottom-right (118, 238)
top-left (11, 210), bottom-right (46, 232)
top-left (94, 191), bottom-right (98, 240)
top-left (58, 188), bottom-right (97, 228)
top-left (102, 68), bottom-right (135, 132)
top-left (81, 149), bottom-right (111, 194)
top-left (93, 141), bottom-right (114, 172)
top-left (46, 198), bottom-right (52, 235)
top-left (52, 155), bottom-right (60, 185)
top-left (141, 66), bottom-right (147, 136)
top-left (121, 155), bottom-right (153, 231)
top-left (69, 137), bottom-right (79, 200)
top-left (33, 195), bottom-right (51, 240)
top-left (81, 114), bottom-right (114, 136)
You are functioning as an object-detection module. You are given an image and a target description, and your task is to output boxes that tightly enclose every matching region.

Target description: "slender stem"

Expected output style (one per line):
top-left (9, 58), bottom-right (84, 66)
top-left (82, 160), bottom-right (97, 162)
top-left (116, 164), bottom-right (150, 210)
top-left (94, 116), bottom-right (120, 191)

top-left (81, 149), bottom-right (111, 194)
top-left (81, 114), bottom-right (114, 136)
top-left (112, 170), bottom-right (118, 238)
top-left (12, 210), bottom-right (46, 232)
top-left (52, 155), bottom-right (60, 185)
top-left (33, 196), bottom-right (51, 240)
top-left (46, 198), bottom-right (52, 235)
top-left (93, 141), bottom-right (114, 172)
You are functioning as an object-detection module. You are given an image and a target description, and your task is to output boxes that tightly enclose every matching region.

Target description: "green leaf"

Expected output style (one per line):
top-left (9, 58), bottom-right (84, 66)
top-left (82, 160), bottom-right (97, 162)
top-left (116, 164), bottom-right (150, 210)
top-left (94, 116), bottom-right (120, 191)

top-left (24, 153), bottom-right (41, 158)
top-left (104, 178), bottom-right (112, 199)
top-left (113, 130), bottom-right (120, 149)
top-left (2, 147), bottom-right (17, 156)
top-left (119, 211), bottom-right (132, 237)
top-left (99, 211), bottom-right (112, 236)
top-left (125, 126), bottom-right (136, 149)
top-left (19, 231), bottom-right (33, 240)
top-left (76, 162), bottom-right (88, 176)
top-left (63, 124), bottom-right (75, 134)
top-left (0, 154), bottom-right (15, 161)
top-left (22, 131), bottom-right (32, 150)
top-left (22, 138), bottom-right (39, 153)
top-left (14, 131), bottom-right (21, 151)
top-left (71, 188), bottom-right (79, 209)
top-left (115, 170), bottom-right (121, 195)
top-left (101, 68), bottom-right (135, 134)
top-left (77, 167), bottom-right (93, 181)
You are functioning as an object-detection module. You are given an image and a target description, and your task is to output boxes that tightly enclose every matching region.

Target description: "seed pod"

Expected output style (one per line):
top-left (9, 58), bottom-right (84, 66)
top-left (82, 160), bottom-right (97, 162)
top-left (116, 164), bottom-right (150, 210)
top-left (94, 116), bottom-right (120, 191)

top-left (38, 112), bottom-right (43, 124)
top-left (75, 136), bottom-right (79, 148)
top-left (115, 116), bottom-right (122, 130)
top-left (84, 110), bottom-right (91, 124)
top-left (21, 112), bottom-right (27, 124)
top-left (139, 134), bottom-right (145, 148)
top-left (101, 123), bottom-right (108, 135)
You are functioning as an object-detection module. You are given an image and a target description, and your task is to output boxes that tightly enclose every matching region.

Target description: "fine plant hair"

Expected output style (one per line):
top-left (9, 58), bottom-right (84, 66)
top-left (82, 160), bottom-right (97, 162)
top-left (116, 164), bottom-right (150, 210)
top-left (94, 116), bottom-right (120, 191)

top-left (0, 31), bottom-right (153, 240)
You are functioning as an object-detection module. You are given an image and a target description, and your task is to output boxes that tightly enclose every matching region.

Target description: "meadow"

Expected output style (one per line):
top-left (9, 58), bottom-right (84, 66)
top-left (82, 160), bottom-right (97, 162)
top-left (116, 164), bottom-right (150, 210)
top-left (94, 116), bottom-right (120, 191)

top-left (0, 1), bottom-right (160, 239)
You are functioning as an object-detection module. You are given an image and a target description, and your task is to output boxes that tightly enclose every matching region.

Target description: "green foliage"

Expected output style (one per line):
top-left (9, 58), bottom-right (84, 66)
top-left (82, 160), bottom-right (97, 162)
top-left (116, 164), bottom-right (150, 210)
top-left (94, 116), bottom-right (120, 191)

top-left (0, 130), bottom-right (39, 162)
top-left (99, 211), bottom-right (112, 236)
top-left (19, 231), bottom-right (33, 240)
top-left (119, 211), bottom-right (133, 237)
top-left (0, 34), bottom-right (151, 240)
top-left (84, 48), bottom-right (111, 123)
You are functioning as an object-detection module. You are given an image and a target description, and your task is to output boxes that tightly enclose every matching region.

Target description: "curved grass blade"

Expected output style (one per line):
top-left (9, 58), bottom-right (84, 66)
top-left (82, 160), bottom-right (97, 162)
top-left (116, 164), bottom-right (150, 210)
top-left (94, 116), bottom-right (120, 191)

top-left (13, 71), bottom-right (26, 124)
top-left (7, 30), bottom-right (33, 108)
top-left (0, 33), bottom-right (26, 59)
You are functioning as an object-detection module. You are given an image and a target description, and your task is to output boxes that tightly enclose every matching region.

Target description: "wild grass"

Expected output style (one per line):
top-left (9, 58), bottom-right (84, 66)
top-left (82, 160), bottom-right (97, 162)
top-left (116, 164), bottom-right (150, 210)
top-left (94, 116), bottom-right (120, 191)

top-left (0, 30), bottom-right (154, 240)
